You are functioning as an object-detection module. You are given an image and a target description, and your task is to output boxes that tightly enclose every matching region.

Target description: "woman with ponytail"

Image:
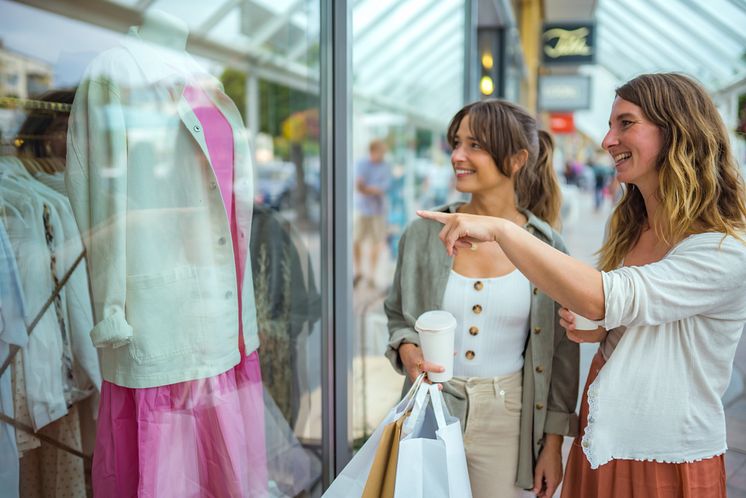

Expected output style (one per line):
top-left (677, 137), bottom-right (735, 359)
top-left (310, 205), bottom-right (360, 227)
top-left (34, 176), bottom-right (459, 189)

top-left (419, 73), bottom-right (746, 498)
top-left (385, 99), bottom-right (579, 497)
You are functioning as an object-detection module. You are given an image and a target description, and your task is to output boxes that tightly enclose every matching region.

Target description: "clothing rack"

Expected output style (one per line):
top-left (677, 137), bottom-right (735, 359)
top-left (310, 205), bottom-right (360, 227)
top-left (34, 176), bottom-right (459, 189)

top-left (0, 245), bottom-right (91, 461)
top-left (0, 249), bottom-right (86, 377)
top-left (0, 413), bottom-right (91, 463)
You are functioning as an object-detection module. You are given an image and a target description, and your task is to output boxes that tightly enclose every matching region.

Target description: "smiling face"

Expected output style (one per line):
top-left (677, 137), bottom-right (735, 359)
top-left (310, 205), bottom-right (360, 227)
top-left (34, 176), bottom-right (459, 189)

top-left (450, 114), bottom-right (513, 195)
top-left (602, 97), bottom-right (664, 192)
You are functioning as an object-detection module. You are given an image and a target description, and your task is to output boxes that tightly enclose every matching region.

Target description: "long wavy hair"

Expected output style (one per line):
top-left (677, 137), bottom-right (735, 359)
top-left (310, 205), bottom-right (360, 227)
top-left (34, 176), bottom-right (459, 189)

top-left (598, 73), bottom-right (746, 271)
top-left (447, 99), bottom-right (562, 228)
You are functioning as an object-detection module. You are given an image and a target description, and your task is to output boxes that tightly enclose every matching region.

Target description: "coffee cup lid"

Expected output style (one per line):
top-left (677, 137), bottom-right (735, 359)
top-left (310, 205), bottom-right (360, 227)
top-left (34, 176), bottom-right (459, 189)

top-left (415, 310), bottom-right (457, 332)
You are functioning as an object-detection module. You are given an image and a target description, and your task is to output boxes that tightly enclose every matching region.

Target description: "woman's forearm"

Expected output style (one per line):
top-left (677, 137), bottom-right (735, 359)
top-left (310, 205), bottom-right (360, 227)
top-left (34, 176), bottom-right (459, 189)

top-left (417, 210), bottom-right (606, 318)
top-left (496, 221), bottom-right (605, 319)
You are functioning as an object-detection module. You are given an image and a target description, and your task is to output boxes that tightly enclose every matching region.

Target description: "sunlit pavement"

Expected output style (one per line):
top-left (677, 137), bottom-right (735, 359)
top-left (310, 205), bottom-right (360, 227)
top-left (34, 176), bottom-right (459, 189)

top-left (352, 190), bottom-right (746, 497)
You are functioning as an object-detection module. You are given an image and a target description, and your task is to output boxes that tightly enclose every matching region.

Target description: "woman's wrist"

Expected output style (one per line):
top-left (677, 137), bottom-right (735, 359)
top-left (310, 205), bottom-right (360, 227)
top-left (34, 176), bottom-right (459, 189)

top-left (493, 217), bottom-right (509, 244)
top-left (542, 433), bottom-right (563, 452)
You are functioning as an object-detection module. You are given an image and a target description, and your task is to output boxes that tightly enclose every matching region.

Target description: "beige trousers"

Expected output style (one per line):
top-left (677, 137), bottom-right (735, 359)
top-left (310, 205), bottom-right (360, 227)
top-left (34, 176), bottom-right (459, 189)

top-left (452, 371), bottom-right (523, 498)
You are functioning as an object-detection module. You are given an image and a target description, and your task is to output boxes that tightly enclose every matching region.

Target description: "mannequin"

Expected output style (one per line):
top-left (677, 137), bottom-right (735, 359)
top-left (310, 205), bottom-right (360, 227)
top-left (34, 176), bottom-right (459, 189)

top-left (137, 9), bottom-right (188, 50)
top-left (66, 9), bottom-right (268, 497)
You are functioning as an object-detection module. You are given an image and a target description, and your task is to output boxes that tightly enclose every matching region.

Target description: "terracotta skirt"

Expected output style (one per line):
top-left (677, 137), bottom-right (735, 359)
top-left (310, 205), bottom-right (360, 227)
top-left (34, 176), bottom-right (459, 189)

top-left (561, 350), bottom-right (727, 498)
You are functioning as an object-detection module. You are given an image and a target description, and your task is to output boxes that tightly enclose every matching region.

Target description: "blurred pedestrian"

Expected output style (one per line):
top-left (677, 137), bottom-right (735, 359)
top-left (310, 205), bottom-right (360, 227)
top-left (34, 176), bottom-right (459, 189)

top-left (353, 139), bottom-right (391, 287)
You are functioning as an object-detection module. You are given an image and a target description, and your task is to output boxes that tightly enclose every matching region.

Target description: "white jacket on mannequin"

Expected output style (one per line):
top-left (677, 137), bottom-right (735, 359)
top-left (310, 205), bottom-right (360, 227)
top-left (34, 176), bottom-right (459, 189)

top-left (66, 31), bottom-right (258, 388)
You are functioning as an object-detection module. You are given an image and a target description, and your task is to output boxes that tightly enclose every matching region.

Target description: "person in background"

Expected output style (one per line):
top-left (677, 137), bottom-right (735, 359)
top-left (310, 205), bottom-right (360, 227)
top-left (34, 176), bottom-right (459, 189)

top-left (385, 99), bottom-right (579, 498)
top-left (590, 151), bottom-right (611, 212)
top-left (418, 73), bottom-right (746, 498)
top-left (353, 139), bottom-right (391, 288)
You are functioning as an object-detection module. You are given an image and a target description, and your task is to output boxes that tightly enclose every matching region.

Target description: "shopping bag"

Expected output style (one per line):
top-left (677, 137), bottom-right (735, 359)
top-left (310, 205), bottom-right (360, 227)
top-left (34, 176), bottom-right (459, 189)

top-left (322, 373), bottom-right (425, 498)
top-left (393, 383), bottom-right (472, 498)
top-left (361, 413), bottom-right (406, 498)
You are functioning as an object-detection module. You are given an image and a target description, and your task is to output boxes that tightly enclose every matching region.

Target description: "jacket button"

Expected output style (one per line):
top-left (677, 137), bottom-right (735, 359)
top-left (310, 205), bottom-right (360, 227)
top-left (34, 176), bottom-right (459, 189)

top-left (533, 287), bottom-right (539, 295)
top-left (218, 237), bottom-right (226, 245)
top-left (535, 365), bottom-right (544, 373)
top-left (535, 403), bottom-right (544, 410)
top-left (465, 350), bottom-right (475, 360)
top-left (469, 326), bottom-right (479, 336)
top-left (472, 304), bottom-right (482, 314)
top-left (473, 281), bottom-right (483, 291)
top-left (193, 124), bottom-right (201, 132)
top-left (225, 291), bottom-right (233, 299)
top-left (209, 181), bottom-right (217, 190)
top-left (533, 327), bottom-right (541, 334)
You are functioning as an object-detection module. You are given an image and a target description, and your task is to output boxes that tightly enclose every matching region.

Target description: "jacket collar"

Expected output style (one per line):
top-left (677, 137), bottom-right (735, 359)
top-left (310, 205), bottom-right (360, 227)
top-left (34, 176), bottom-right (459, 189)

top-left (435, 201), bottom-right (557, 244)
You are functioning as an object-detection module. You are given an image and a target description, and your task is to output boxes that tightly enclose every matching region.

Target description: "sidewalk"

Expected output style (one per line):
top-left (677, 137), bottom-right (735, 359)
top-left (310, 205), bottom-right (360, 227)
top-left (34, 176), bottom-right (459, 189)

top-left (352, 190), bottom-right (746, 497)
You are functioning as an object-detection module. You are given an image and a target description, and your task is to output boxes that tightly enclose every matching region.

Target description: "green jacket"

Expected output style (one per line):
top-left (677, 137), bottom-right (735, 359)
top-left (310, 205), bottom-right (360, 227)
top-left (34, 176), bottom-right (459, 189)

top-left (384, 202), bottom-right (579, 490)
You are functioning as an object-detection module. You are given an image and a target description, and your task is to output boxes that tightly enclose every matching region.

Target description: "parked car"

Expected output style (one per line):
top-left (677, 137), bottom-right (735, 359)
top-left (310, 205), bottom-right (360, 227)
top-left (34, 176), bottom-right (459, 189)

top-left (255, 161), bottom-right (297, 210)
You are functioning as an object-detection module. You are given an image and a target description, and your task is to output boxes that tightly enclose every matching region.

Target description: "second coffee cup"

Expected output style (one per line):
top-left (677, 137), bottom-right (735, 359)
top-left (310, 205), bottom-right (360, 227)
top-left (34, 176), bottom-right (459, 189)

top-left (571, 311), bottom-right (600, 331)
top-left (414, 310), bottom-right (457, 383)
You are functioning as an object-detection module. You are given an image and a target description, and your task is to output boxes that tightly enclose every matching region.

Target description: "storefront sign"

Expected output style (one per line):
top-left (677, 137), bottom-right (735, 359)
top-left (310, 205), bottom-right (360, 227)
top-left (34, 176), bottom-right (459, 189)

top-left (542, 23), bottom-right (596, 65)
top-left (549, 113), bottom-right (575, 134)
top-left (538, 75), bottom-right (591, 111)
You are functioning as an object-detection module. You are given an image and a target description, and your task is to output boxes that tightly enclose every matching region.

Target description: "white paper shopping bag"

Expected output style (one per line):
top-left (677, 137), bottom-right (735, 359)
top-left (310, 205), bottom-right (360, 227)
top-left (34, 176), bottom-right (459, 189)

top-left (322, 374), bottom-right (425, 498)
top-left (394, 384), bottom-right (472, 498)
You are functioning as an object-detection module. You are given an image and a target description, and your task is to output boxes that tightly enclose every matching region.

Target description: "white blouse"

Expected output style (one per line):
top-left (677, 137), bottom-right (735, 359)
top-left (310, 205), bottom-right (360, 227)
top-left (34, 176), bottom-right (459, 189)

top-left (441, 269), bottom-right (530, 378)
top-left (584, 232), bottom-right (746, 468)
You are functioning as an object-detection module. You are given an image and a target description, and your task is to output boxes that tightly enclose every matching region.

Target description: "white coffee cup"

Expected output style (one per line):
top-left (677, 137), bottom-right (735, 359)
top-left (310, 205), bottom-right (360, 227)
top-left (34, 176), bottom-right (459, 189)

top-left (414, 310), bottom-right (457, 383)
top-left (571, 311), bottom-right (600, 331)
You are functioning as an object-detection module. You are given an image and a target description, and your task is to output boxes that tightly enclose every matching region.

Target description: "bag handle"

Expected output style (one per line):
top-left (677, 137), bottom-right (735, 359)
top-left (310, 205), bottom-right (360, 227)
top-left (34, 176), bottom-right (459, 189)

top-left (428, 384), bottom-right (448, 430)
top-left (396, 372), bottom-right (426, 416)
top-left (402, 382), bottom-right (431, 434)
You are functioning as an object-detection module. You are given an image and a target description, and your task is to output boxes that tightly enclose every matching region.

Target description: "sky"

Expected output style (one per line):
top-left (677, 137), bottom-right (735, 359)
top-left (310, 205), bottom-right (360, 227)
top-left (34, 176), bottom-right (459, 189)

top-left (0, 0), bottom-right (124, 87)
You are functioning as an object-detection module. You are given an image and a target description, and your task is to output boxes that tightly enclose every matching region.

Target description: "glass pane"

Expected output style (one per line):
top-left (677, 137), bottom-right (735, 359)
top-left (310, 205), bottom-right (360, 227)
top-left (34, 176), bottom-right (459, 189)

top-left (350, 0), bottom-right (465, 449)
top-left (0, 0), bottom-right (323, 495)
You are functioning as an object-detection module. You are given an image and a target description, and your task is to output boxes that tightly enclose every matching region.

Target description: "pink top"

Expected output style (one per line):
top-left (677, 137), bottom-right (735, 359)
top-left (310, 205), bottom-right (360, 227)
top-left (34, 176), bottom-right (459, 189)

top-left (183, 85), bottom-right (246, 352)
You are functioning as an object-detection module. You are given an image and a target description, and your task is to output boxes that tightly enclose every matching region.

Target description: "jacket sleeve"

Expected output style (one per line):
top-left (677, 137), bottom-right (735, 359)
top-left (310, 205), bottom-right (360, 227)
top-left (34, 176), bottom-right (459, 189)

top-left (66, 76), bottom-right (133, 349)
top-left (544, 234), bottom-right (580, 437)
top-left (384, 228), bottom-right (420, 375)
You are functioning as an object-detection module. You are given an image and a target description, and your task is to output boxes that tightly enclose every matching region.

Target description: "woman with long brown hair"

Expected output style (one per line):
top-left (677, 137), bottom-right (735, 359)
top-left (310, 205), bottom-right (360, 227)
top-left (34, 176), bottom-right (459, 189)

top-left (385, 99), bottom-right (579, 497)
top-left (419, 73), bottom-right (746, 497)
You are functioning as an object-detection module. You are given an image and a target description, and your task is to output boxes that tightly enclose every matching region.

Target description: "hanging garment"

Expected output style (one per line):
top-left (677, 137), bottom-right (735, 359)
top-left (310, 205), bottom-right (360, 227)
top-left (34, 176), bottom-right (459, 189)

top-left (0, 176), bottom-right (67, 430)
top-left (250, 205), bottom-right (321, 424)
top-left (0, 220), bottom-right (28, 498)
top-left (1, 159), bottom-right (100, 427)
top-left (92, 81), bottom-right (268, 497)
top-left (19, 404), bottom-right (86, 498)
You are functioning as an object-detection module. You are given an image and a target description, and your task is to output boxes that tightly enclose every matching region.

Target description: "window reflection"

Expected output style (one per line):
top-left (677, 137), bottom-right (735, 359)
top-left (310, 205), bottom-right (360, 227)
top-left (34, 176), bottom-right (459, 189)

top-left (0, 2), bottom-right (323, 496)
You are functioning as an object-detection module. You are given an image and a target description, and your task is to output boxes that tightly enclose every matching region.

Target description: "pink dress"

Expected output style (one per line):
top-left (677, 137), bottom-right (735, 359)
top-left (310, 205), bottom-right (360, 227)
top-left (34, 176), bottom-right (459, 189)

top-left (92, 85), bottom-right (268, 497)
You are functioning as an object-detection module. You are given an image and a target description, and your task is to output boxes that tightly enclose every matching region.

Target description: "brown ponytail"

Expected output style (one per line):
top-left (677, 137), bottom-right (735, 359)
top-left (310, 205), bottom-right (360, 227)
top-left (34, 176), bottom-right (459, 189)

top-left (447, 99), bottom-right (563, 228)
top-left (515, 129), bottom-right (562, 228)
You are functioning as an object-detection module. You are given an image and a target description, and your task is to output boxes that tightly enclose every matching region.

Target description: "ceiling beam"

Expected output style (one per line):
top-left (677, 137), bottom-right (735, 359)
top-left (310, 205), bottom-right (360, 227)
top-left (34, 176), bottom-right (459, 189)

top-left (198, 0), bottom-right (241, 34)
top-left (353, 10), bottom-right (463, 87)
top-left (601, 2), bottom-right (726, 80)
top-left (726, 0), bottom-right (746, 14)
top-left (678, 0), bottom-right (746, 46)
top-left (247, 0), bottom-right (304, 50)
top-left (646, 0), bottom-right (740, 61)
top-left (354, 1), bottom-right (460, 83)
top-left (354, 0), bottom-right (410, 44)
top-left (352, 2), bottom-right (454, 64)
top-left (596, 15), bottom-right (680, 72)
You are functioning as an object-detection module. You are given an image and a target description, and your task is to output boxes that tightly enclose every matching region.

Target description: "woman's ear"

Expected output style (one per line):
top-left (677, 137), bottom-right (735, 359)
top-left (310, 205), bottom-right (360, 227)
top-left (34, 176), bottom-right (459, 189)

top-left (510, 149), bottom-right (529, 175)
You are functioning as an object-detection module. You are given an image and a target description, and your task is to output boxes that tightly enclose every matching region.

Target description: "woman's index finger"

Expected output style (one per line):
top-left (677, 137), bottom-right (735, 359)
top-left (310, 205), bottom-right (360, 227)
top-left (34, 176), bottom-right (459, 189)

top-left (416, 210), bottom-right (451, 223)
